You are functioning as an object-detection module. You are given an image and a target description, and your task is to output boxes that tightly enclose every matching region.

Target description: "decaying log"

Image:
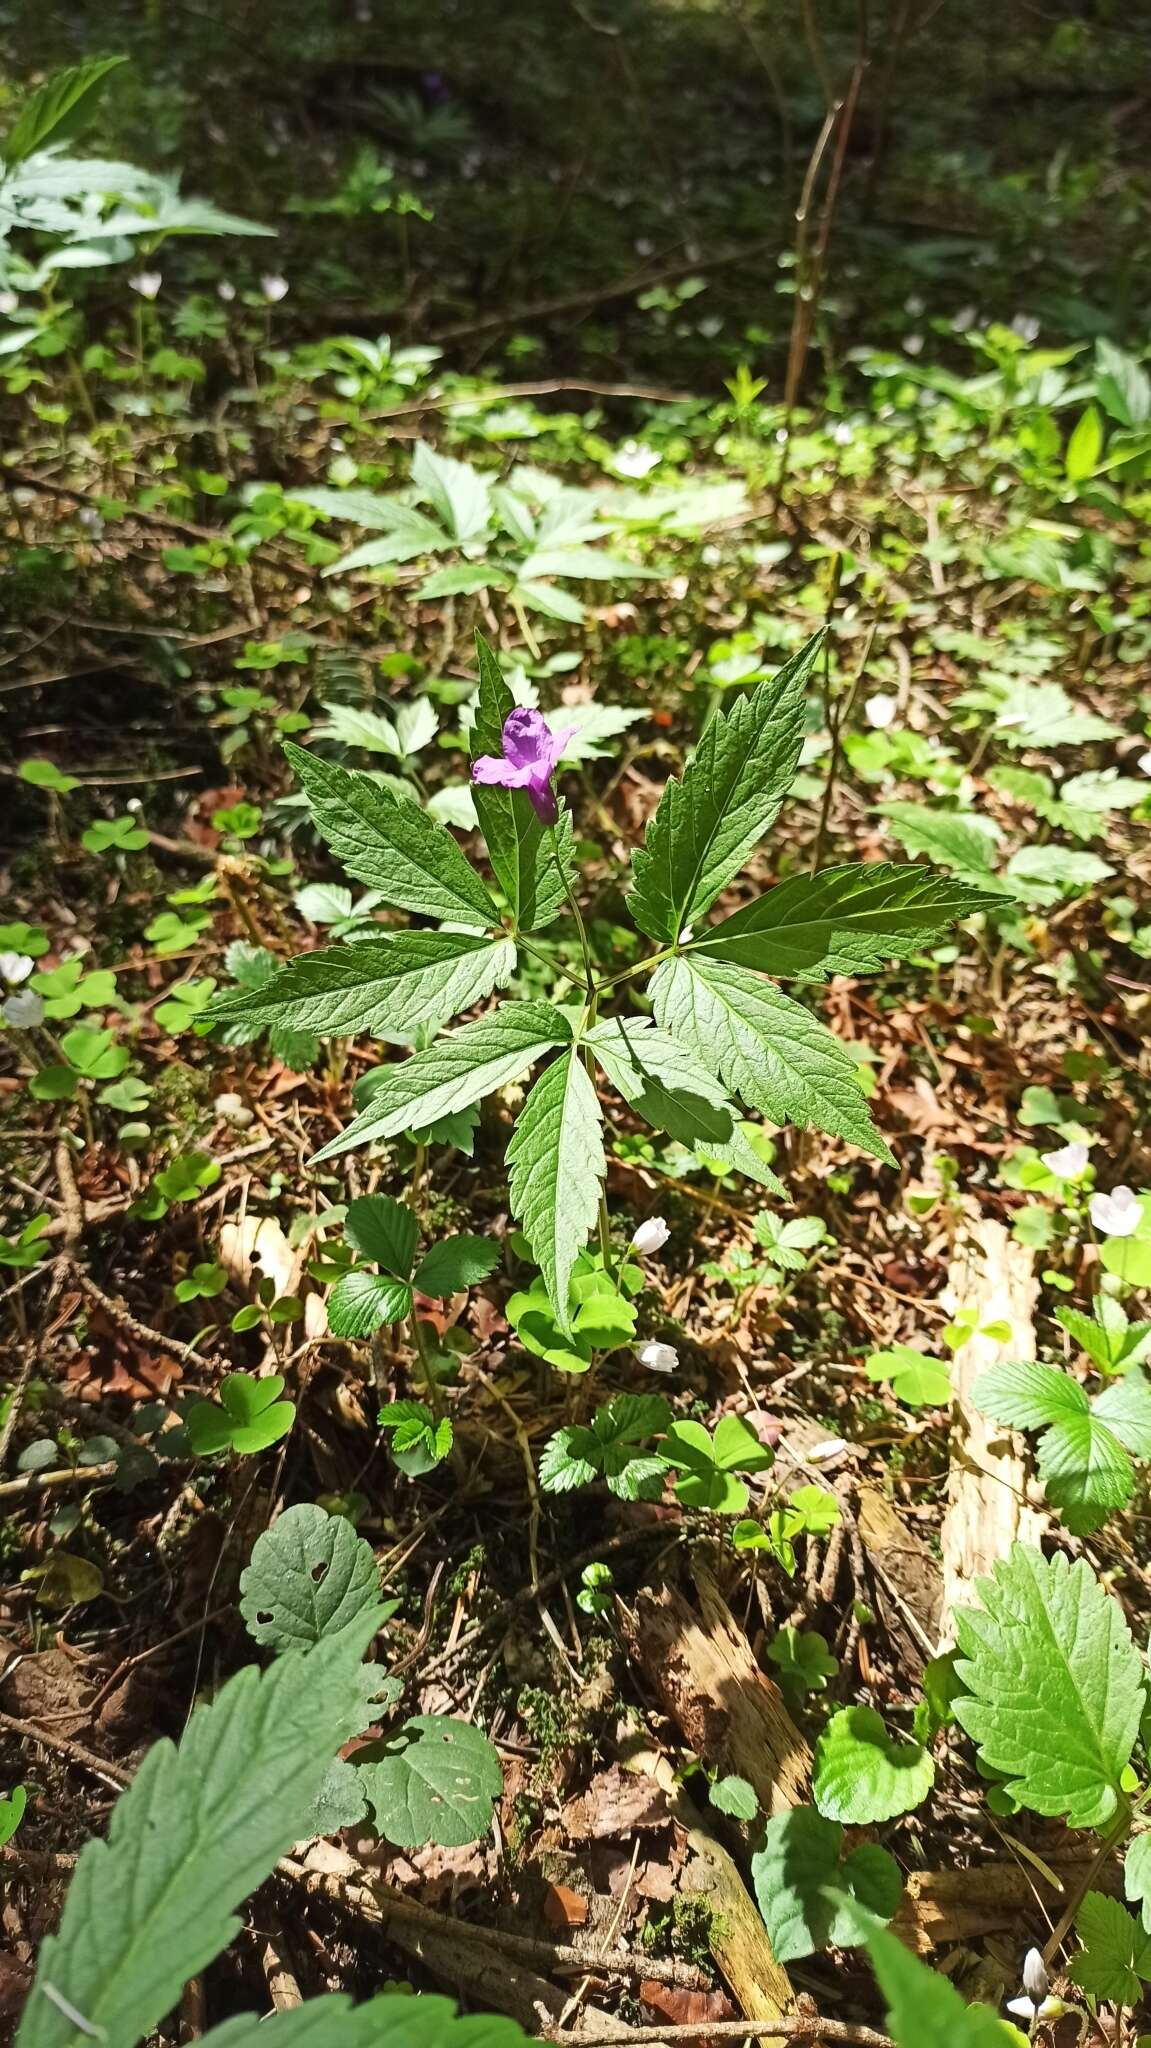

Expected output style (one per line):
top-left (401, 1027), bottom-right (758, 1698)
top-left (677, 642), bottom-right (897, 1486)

top-left (938, 1217), bottom-right (1046, 1649)
top-left (626, 1746), bottom-right (793, 2043)
top-left (625, 1556), bottom-right (811, 1818)
top-left (894, 1854), bottom-right (1121, 1951)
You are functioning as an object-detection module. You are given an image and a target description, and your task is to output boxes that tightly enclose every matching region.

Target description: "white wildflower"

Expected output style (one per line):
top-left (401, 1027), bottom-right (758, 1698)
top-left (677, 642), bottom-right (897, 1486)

top-left (631, 1217), bottom-right (670, 1257)
top-left (128, 272), bottom-right (162, 300)
top-left (1138, 749), bottom-right (1151, 776)
top-left (832, 421), bottom-right (854, 446)
top-left (864, 693), bottom-right (897, 730)
top-left (636, 1340), bottom-right (678, 1374)
top-left (0, 953), bottom-right (33, 984)
top-left (613, 440), bottom-right (660, 480)
top-left (217, 281), bottom-right (236, 303)
top-left (261, 274), bottom-right (290, 303)
top-left (214, 1092), bottom-right (253, 1127)
top-left (903, 333), bottom-right (924, 356)
top-left (1090, 1185), bottom-right (1142, 1238)
top-left (3, 990), bottom-right (43, 1028)
top-left (1041, 1140), bottom-right (1089, 1180)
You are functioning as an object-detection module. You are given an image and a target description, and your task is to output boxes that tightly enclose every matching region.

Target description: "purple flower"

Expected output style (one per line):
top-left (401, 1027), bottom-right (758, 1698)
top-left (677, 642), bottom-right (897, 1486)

top-left (472, 708), bottom-right (576, 826)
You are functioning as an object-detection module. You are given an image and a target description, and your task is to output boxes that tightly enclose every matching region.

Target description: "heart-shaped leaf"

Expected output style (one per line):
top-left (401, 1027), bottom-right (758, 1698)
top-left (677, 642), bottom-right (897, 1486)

top-left (813, 1706), bottom-right (934, 1824)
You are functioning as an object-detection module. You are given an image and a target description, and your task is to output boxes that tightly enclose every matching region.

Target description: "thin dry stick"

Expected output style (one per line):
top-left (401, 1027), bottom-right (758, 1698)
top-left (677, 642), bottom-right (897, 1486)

top-left (543, 2023), bottom-right (892, 2047)
top-left (0, 1459), bottom-right (119, 1505)
top-left (63, 1261), bottom-right (219, 1375)
top-left (0, 1710), bottom-right (131, 1793)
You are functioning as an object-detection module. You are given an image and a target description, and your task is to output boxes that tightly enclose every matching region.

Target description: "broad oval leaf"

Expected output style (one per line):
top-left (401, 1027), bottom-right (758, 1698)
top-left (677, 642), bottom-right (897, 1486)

top-left (953, 1543), bottom-right (1143, 1830)
top-left (344, 1195), bottom-right (419, 1279)
top-left (360, 1715), bottom-right (503, 1848)
top-left (239, 1503), bottom-right (383, 1652)
top-left (813, 1706), bottom-right (934, 1824)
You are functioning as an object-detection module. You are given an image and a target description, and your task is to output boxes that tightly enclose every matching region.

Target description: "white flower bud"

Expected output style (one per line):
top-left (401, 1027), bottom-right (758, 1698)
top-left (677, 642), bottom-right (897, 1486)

top-left (1041, 1140), bottom-right (1089, 1180)
top-left (1090, 1186), bottom-right (1141, 1238)
top-left (1022, 1949), bottom-right (1048, 2004)
top-left (631, 1216), bottom-right (670, 1256)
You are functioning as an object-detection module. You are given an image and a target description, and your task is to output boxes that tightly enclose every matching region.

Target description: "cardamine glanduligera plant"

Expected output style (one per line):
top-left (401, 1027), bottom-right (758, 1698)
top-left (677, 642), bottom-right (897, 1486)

top-left (207, 630), bottom-right (997, 1332)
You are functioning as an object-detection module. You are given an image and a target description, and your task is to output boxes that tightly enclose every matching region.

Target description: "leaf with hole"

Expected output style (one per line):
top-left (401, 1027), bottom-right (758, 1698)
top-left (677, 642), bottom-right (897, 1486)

top-left (360, 1715), bottom-right (503, 1849)
top-left (239, 1502), bottom-right (387, 1653)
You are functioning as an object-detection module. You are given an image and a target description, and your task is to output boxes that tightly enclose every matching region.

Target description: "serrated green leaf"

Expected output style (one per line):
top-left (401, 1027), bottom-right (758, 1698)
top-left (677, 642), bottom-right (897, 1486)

top-left (629, 632), bottom-right (822, 941)
top-left (507, 1051), bottom-right (605, 1333)
top-left (539, 1393), bottom-right (671, 1496)
top-left (974, 1360), bottom-right (1089, 1430)
top-left (411, 1234), bottom-right (500, 1297)
top-left (199, 1992), bottom-right (529, 2048)
top-left (15, 1619), bottom-right (381, 2048)
top-left (360, 1715), bottom-right (502, 1848)
top-left (313, 1001), bottom-right (571, 1162)
top-left (284, 744), bottom-right (497, 929)
top-left (813, 1707), bottom-right (934, 1824)
top-left (1069, 1892), bottom-right (1151, 2004)
top-left (469, 634), bottom-right (575, 932)
top-left (1092, 1370), bottom-right (1151, 1456)
top-left (879, 802), bottom-right (1003, 879)
top-left (239, 1503), bottom-right (383, 1652)
top-left (412, 441), bottom-right (491, 542)
top-left (1036, 1412), bottom-right (1134, 1532)
top-left (328, 1270), bottom-right (413, 1337)
top-left (3, 55), bottom-right (127, 163)
top-left (651, 954), bottom-right (893, 1164)
top-left (867, 1926), bottom-right (1028, 2047)
top-left (696, 863), bottom-right (999, 978)
top-left (751, 1808), bottom-right (901, 1962)
top-left (586, 1015), bottom-right (738, 1148)
top-left (952, 1543), bottom-right (1143, 1830)
top-left (344, 1195), bottom-right (419, 1279)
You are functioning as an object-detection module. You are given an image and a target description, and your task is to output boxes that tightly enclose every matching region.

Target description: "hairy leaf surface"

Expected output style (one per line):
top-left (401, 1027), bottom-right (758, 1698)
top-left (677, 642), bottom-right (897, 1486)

top-left (695, 862), bottom-right (999, 978)
top-left (312, 1002), bottom-right (570, 1161)
top-left (651, 954), bottom-right (892, 1162)
top-left (207, 933), bottom-right (515, 1045)
top-left (507, 1050), bottom-right (605, 1331)
top-left (285, 744), bottom-right (498, 928)
top-left (628, 631), bottom-right (822, 941)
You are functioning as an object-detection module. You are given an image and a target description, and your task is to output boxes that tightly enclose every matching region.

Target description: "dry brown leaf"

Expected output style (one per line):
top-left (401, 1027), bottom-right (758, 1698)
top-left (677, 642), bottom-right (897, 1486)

top-left (562, 1765), bottom-right (670, 1842)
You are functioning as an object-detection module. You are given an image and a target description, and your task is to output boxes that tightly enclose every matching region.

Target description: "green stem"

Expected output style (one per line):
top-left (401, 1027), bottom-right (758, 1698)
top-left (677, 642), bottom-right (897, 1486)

top-left (550, 826), bottom-right (595, 1001)
top-left (409, 1308), bottom-right (444, 1420)
top-left (549, 827), bottom-right (615, 1282)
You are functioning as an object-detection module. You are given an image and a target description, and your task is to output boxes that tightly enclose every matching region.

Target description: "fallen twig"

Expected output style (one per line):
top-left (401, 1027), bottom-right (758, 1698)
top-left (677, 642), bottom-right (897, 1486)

top-left (62, 1261), bottom-right (220, 1375)
top-left (542, 2023), bottom-right (891, 2046)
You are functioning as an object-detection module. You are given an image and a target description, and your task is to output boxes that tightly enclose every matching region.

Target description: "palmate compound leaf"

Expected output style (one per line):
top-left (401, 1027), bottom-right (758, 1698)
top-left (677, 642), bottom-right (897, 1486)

top-left (284, 743), bottom-right (499, 930)
top-left (199, 1991), bottom-right (529, 2048)
top-left (16, 1614), bottom-right (383, 2048)
top-left (952, 1542), bottom-right (1144, 1830)
top-left (204, 932), bottom-right (517, 1046)
top-left (1069, 1892), bottom-right (1151, 2005)
top-left (344, 1194), bottom-right (419, 1278)
top-left (507, 1050), bottom-right (605, 1334)
top-left (750, 1807), bottom-right (901, 1962)
top-left (812, 1707), bottom-right (934, 1825)
top-left (694, 862), bottom-right (1001, 979)
top-left (651, 953), bottom-right (893, 1164)
top-left (973, 1361), bottom-right (1151, 1533)
top-left (585, 1016), bottom-right (781, 1192)
top-left (239, 1503), bottom-right (384, 1653)
top-left (360, 1715), bottom-right (503, 1849)
top-left (312, 1001), bottom-right (571, 1162)
top-left (628, 631), bottom-right (823, 942)
top-left (538, 1392), bottom-right (672, 1496)
top-left (469, 632), bottom-right (577, 933)
top-left (866, 1926), bottom-right (1028, 2047)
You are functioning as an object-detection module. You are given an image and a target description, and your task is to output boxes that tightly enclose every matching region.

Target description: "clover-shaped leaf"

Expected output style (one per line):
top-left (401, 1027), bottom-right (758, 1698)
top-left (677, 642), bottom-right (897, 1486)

top-left (154, 1150), bottom-right (221, 1202)
top-left (866, 1346), bottom-right (951, 1408)
top-left (360, 1715), bottom-right (503, 1849)
top-left (187, 1372), bottom-right (296, 1457)
top-left (659, 1413), bottom-right (773, 1514)
top-left (82, 815), bottom-right (150, 854)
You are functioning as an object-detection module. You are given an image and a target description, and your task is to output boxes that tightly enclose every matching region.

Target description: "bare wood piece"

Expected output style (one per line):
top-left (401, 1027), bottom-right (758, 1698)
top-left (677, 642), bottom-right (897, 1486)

top-left (938, 1217), bottom-right (1046, 1649)
top-left (625, 1555), bottom-right (811, 1818)
top-left (626, 1745), bottom-right (793, 2041)
top-left (542, 2025), bottom-right (891, 2048)
top-left (894, 1856), bottom-right (1121, 1952)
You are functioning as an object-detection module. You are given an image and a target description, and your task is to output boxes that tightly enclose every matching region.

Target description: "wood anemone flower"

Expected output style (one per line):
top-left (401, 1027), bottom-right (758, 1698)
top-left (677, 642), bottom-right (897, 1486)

top-left (472, 707), bottom-right (576, 825)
